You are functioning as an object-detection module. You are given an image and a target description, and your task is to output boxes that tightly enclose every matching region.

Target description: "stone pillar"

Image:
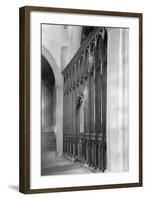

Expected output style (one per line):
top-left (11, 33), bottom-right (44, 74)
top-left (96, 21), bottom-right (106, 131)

top-left (56, 83), bottom-right (63, 156)
top-left (107, 28), bottom-right (129, 172)
top-left (122, 29), bottom-right (129, 171)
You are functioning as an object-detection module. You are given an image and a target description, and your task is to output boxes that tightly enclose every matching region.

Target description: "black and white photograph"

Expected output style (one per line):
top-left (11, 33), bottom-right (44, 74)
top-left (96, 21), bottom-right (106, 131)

top-left (41, 24), bottom-right (129, 176)
top-left (19, 6), bottom-right (142, 193)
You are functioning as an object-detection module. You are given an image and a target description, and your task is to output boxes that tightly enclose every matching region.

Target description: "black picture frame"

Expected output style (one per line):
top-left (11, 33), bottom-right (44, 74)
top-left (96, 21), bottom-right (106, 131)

top-left (19, 6), bottom-right (143, 194)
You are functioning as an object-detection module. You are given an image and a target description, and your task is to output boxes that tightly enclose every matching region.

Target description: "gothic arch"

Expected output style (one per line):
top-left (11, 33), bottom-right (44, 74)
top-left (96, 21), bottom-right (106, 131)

top-left (42, 46), bottom-right (63, 87)
top-left (42, 45), bottom-right (63, 156)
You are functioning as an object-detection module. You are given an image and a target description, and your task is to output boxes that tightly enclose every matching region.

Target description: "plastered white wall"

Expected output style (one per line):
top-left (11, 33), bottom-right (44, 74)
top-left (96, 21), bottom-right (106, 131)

top-left (0, 0), bottom-right (145, 200)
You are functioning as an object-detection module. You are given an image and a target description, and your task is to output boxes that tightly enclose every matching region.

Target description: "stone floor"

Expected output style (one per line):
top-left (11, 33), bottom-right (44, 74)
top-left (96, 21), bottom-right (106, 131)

top-left (41, 152), bottom-right (92, 176)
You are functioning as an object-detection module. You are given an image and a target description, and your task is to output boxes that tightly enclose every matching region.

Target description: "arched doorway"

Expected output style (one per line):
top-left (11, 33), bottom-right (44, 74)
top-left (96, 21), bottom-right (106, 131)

top-left (42, 46), bottom-right (63, 156)
top-left (41, 55), bottom-right (56, 170)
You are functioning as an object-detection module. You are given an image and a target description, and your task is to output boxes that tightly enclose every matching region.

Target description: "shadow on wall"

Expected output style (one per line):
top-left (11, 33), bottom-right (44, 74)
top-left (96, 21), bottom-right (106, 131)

top-left (8, 185), bottom-right (19, 192)
top-left (41, 55), bottom-right (55, 133)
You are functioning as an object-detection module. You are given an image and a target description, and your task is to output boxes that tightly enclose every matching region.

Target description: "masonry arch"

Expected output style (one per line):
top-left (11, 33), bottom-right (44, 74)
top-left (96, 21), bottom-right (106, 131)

top-left (42, 46), bottom-right (63, 156)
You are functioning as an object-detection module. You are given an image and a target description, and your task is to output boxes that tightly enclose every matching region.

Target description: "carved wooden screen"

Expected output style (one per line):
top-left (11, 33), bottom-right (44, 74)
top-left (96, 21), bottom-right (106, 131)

top-left (63, 28), bottom-right (107, 172)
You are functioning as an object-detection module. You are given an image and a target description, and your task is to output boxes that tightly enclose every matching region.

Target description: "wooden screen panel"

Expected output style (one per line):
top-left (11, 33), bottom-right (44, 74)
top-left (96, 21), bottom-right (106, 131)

top-left (95, 58), bottom-right (102, 136)
top-left (94, 30), bottom-right (107, 171)
top-left (101, 30), bottom-right (107, 171)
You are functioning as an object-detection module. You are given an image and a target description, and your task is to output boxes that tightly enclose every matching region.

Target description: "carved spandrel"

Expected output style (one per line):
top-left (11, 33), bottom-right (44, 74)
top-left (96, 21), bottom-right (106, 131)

top-left (95, 37), bottom-right (103, 75)
top-left (69, 67), bottom-right (73, 91)
top-left (77, 59), bottom-right (81, 84)
top-left (79, 57), bottom-right (83, 83)
top-left (92, 44), bottom-right (96, 76)
top-left (80, 52), bottom-right (86, 82)
top-left (72, 64), bottom-right (76, 89)
top-left (88, 44), bottom-right (96, 76)
top-left (66, 70), bottom-right (70, 94)
top-left (84, 49), bottom-right (89, 79)
top-left (76, 61), bottom-right (79, 86)
top-left (68, 69), bottom-right (72, 92)
top-left (63, 73), bottom-right (66, 94)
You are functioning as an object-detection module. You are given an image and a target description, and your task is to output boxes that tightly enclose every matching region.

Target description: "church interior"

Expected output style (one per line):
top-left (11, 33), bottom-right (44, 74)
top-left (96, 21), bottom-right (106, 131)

top-left (41, 24), bottom-right (129, 175)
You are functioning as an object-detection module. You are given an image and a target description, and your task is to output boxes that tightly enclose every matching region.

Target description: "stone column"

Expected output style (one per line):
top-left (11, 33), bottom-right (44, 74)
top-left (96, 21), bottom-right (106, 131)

top-left (107, 28), bottom-right (129, 172)
top-left (56, 82), bottom-right (63, 156)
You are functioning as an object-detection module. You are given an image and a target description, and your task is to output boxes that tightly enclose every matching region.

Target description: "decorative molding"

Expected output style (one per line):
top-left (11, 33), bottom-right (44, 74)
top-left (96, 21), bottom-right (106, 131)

top-left (62, 27), bottom-right (103, 75)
